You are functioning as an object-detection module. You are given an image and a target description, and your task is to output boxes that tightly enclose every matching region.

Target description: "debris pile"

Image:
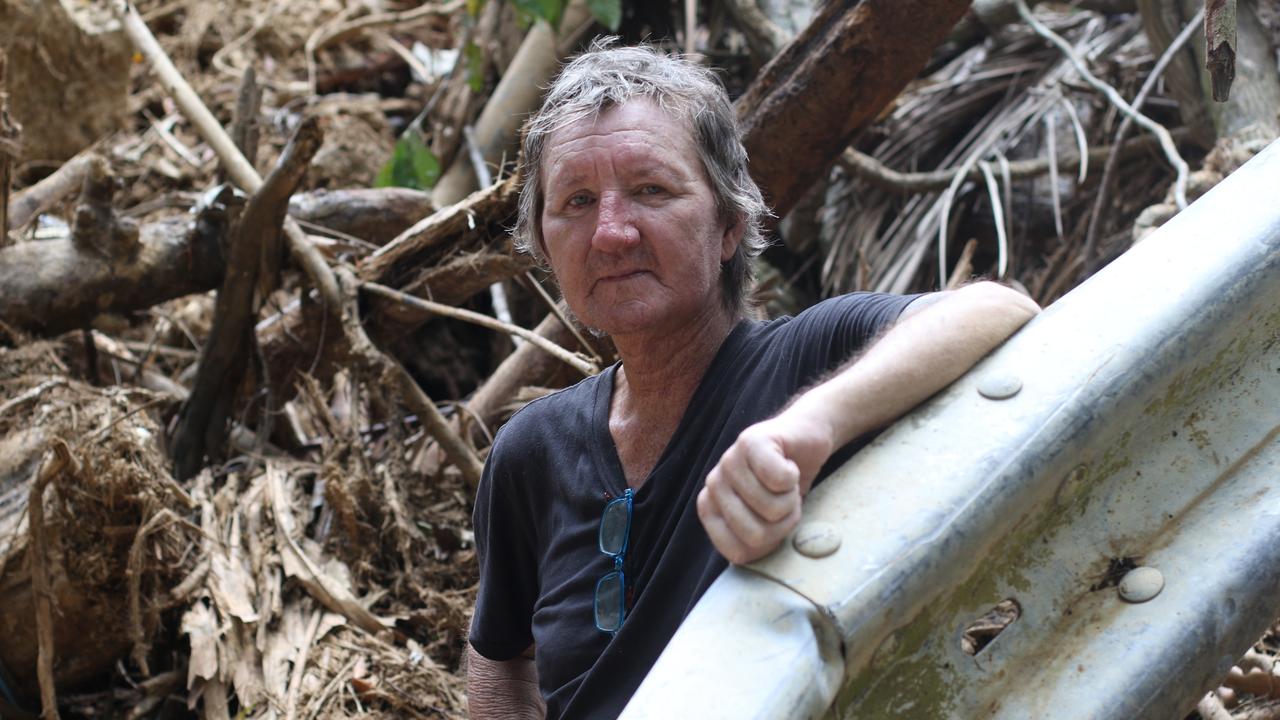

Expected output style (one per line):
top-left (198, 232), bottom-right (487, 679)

top-left (0, 0), bottom-right (1277, 718)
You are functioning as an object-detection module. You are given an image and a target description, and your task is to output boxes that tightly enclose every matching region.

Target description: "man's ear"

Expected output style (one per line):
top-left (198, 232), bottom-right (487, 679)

top-left (720, 215), bottom-right (746, 263)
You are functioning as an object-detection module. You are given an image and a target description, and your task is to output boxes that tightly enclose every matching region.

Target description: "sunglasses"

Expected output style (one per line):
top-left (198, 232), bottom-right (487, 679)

top-left (594, 488), bottom-right (633, 634)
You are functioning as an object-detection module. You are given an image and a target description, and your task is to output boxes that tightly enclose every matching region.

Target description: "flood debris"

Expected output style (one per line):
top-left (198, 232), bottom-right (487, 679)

top-left (0, 0), bottom-right (1277, 718)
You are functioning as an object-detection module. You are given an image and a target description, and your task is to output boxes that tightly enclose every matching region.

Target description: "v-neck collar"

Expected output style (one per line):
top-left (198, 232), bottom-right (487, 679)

top-left (588, 319), bottom-right (754, 500)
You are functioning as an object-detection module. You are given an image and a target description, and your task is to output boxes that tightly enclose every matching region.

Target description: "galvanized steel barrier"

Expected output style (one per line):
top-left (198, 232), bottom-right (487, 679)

top-left (621, 138), bottom-right (1280, 719)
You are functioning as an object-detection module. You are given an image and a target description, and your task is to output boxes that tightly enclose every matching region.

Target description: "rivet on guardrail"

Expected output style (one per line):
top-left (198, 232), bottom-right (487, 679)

top-left (793, 522), bottom-right (841, 558)
top-left (978, 373), bottom-right (1022, 400)
top-left (1118, 567), bottom-right (1165, 603)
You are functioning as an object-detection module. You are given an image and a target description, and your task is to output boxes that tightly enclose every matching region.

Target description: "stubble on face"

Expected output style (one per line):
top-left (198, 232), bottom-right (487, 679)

top-left (537, 101), bottom-right (737, 343)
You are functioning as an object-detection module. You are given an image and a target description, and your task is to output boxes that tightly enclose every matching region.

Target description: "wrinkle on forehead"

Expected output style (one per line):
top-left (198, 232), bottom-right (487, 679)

top-left (540, 103), bottom-right (704, 191)
top-left (547, 134), bottom-right (692, 186)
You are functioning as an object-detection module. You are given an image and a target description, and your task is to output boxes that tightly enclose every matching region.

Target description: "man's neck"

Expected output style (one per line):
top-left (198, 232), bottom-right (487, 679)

top-left (612, 306), bottom-right (739, 403)
top-left (606, 306), bottom-right (740, 487)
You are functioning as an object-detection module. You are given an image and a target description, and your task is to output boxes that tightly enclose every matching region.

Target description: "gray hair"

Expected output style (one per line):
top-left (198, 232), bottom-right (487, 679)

top-left (513, 40), bottom-right (771, 314)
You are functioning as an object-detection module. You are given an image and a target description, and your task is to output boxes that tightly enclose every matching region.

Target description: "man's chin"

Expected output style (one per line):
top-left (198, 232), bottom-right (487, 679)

top-left (560, 304), bottom-right (609, 339)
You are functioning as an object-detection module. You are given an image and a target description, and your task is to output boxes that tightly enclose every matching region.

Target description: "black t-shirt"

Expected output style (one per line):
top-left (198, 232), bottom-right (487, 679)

top-left (469, 292), bottom-right (918, 719)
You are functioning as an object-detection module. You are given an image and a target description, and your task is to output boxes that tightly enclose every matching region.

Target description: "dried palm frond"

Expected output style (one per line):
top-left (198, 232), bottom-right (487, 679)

top-left (819, 7), bottom-right (1166, 304)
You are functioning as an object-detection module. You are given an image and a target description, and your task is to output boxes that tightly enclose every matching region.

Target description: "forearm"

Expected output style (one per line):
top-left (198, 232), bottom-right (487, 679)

top-left (697, 282), bottom-right (1038, 565)
top-left (466, 645), bottom-right (545, 720)
top-left (786, 282), bottom-right (1040, 454)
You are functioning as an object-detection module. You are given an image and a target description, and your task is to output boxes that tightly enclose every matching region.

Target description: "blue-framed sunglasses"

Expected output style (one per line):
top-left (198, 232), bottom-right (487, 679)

top-left (594, 488), bottom-right (633, 633)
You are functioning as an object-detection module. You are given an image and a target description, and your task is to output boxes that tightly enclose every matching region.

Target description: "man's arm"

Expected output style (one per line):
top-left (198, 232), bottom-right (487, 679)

top-left (697, 281), bottom-right (1041, 565)
top-left (467, 643), bottom-right (545, 720)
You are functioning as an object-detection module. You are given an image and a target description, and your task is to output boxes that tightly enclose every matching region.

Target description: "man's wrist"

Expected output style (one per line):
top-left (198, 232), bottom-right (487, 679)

top-left (783, 383), bottom-right (858, 453)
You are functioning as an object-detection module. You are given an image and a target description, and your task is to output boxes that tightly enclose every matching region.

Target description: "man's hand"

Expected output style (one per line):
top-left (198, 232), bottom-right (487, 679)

top-left (697, 411), bottom-right (834, 565)
top-left (697, 282), bottom-right (1040, 565)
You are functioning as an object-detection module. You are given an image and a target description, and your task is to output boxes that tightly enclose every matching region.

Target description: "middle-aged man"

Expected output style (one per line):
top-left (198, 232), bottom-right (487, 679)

top-left (466, 43), bottom-right (1041, 719)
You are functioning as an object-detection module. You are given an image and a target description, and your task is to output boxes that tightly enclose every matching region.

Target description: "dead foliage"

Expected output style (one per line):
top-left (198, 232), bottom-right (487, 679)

top-left (0, 0), bottom-right (1277, 719)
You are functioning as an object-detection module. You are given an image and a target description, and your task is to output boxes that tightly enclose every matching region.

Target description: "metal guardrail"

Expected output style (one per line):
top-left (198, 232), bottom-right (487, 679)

top-left (621, 138), bottom-right (1280, 719)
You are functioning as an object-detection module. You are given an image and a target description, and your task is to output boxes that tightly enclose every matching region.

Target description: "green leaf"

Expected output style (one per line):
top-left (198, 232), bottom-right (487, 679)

top-left (587, 0), bottom-right (621, 31)
top-left (510, 0), bottom-right (565, 29)
top-left (464, 40), bottom-right (485, 93)
top-left (374, 131), bottom-right (440, 190)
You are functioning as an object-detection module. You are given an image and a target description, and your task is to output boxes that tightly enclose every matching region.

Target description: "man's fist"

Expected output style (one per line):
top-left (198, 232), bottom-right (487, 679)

top-left (696, 411), bottom-right (834, 565)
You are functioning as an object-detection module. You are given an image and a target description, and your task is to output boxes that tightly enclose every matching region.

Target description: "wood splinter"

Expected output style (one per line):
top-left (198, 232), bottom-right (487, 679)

top-left (1204, 0), bottom-right (1237, 102)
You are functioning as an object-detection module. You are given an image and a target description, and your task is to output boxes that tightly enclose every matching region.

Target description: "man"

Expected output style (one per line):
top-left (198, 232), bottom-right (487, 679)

top-left (467, 43), bottom-right (1040, 719)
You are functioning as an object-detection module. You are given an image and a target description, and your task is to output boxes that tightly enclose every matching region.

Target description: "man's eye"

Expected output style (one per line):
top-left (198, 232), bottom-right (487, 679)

top-left (639, 185), bottom-right (664, 196)
top-left (567, 193), bottom-right (592, 207)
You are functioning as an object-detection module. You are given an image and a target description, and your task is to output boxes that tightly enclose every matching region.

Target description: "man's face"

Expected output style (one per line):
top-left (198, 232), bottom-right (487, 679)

top-left (539, 99), bottom-right (742, 340)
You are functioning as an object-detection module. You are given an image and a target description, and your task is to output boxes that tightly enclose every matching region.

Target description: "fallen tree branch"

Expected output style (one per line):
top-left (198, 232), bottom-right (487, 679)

top-left (171, 118), bottom-right (322, 481)
top-left (1015, 0), bottom-right (1190, 209)
top-left (464, 312), bottom-right (606, 443)
top-left (362, 281), bottom-right (597, 377)
top-left (6, 151), bottom-right (99, 232)
top-left (0, 379), bottom-right (67, 419)
top-left (838, 132), bottom-right (1181, 194)
top-left (722, 0), bottom-right (791, 59)
top-left (265, 463), bottom-right (394, 634)
top-left (111, 0), bottom-right (342, 316)
top-left (337, 268), bottom-right (484, 488)
top-left (0, 213), bottom-right (225, 336)
top-left (736, 0), bottom-right (973, 218)
top-left (288, 187), bottom-right (434, 246)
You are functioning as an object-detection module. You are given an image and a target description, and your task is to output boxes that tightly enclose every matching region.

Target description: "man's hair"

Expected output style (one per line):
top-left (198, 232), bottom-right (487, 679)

top-left (513, 40), bottom-right (771, 314)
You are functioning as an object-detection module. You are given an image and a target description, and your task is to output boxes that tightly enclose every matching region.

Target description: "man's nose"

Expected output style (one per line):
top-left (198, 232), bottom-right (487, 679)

top-left (591, 192), bottom-right (640, 252)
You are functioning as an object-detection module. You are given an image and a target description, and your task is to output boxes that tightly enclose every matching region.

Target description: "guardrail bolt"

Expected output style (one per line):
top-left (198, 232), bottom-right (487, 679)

top-left (793, 522), bottom-right (841, 558)
top-left (978, 372), bottom-right (1023, 400)
top-left (1118, 566), bottom-right (1165, 603)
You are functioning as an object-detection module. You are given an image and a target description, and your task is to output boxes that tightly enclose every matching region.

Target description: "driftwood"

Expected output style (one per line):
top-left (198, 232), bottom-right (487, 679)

top-left (0, 182), bottom-right (442, 338)
top-left (288, 187), bottom-right (434, 245)
top-left (0, 200), bottom-right (225, 337)
top-left (258, 177), bottom-right (522, 403)
top-left (171, 118), bottom-right (322, 481)
top-left (737, 0), bottom-right (973, 220)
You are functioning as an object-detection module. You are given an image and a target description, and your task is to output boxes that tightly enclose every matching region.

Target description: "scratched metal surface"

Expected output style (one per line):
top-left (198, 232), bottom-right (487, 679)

top-left (622, 139), bottom-right (1280, 719)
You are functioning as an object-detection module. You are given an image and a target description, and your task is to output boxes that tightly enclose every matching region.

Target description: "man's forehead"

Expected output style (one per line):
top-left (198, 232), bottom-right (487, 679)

top-left (542, 101), bottom-right (698, 178)
top-left (549, 98), bottom-right (691, 146)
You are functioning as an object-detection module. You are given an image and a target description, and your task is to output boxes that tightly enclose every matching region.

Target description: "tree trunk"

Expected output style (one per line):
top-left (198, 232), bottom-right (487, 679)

top-left (737, 0), bottom-right (973, 220)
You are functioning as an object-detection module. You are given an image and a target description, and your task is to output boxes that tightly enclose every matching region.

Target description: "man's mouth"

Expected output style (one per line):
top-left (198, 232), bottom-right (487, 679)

top-left (597, 270), bottom-right (648, 284)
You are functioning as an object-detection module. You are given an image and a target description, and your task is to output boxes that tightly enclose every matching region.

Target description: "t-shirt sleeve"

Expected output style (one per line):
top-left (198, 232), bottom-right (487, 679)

top-left (789, 291), bottom-right (923, 373)
top-left (469, 426), bottom-right (540, 661)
